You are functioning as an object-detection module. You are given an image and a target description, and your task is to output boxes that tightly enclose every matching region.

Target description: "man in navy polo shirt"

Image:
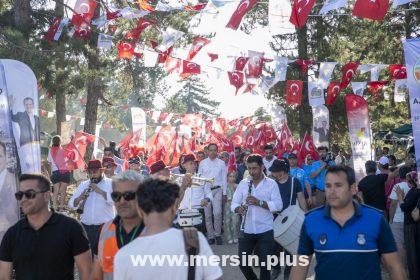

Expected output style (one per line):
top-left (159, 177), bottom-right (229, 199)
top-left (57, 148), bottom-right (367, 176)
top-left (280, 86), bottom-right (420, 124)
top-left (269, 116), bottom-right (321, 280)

top-left (291, 166), bottom-right (405, 280)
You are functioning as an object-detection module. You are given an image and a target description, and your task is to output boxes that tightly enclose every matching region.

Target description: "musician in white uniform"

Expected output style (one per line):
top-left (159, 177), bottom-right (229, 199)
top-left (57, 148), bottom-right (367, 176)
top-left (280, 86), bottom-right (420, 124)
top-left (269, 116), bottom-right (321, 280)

top-left (231, 154), bottom-right (282, 280)
top-left (198, 143), bottom-right (227, 245)
top-left (178, 154), bottom-right (213, 233)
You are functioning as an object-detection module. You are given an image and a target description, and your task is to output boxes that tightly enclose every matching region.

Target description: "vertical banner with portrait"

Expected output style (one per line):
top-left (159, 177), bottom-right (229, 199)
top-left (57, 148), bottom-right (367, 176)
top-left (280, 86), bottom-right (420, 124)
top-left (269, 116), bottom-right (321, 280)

top-left (1, 59), bottom-right (41, 174)
top-left (312, 105), bottom-right (330, 148)
top-left (131, 107), bottom-right (147, 146)
top-left (0, 61), bottom-right (21, 242)
top-left (403, 38), bottom-right (420, 182)
top-left (345, 94), bottom-right (372, 182)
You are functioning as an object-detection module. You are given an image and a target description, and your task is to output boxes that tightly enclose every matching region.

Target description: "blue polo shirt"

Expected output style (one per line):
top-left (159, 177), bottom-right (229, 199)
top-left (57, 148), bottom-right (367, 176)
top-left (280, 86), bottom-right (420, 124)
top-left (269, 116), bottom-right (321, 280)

top-left (290, 167), bottom-right (309, 198)
top-left (310, 160), bottom-right (335, 191)
top-left (298, 203), bottom-right (397, 280)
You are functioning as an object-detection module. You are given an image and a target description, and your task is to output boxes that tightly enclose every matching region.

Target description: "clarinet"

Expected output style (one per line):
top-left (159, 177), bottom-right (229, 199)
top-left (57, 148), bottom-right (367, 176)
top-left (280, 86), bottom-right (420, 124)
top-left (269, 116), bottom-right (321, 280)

top-left (76, 177), bottom-right (100, 214)
top-left (240, 179), bottom-right (253, 231)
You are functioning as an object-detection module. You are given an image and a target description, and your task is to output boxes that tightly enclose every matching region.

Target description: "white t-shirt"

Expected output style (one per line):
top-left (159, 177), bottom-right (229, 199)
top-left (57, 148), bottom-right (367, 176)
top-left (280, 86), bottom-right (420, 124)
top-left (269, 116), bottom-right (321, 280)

top-left (389, 181), bottom-right (411, 223)
top-left (114, 228), bottom-right (222, 280)
top-left (263, 156), bottom-right (277, 175)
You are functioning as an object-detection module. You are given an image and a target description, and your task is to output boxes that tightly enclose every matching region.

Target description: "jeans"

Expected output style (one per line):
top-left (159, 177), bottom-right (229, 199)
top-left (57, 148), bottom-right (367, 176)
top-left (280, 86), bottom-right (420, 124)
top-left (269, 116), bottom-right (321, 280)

top-left (82, 223), bottom-right (102, 256)
top-left (238, 230), bottom-right (274, 280)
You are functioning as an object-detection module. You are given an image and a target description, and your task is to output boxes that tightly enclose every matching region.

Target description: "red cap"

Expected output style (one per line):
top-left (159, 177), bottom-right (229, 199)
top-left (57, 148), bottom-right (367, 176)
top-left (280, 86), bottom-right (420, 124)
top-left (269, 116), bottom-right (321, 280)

top-left (150, 160), bottom-right (167, 174)
top-left (102, 157), bottom-right (117, 167)
top-left (182, 154), bottom-right (197, 165)
top-left (86, 159), bottom-right (104, 170)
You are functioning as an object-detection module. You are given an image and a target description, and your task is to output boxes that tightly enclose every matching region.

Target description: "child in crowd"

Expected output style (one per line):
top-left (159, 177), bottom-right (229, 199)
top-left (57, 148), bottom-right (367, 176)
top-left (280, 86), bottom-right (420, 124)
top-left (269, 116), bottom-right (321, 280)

top-left (223, 171), bottom-right (240, 244)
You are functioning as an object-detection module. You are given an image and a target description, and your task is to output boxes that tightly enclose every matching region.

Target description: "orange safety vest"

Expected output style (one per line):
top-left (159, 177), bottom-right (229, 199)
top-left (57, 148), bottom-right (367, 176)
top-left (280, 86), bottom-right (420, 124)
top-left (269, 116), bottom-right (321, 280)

top-left (97, 221), bottom-right (118, 280)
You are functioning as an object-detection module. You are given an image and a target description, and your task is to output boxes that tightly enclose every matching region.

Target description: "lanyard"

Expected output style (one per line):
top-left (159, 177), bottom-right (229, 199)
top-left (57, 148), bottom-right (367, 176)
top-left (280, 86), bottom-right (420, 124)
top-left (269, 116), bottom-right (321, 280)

top-left (118, 221), bottom-right (140, 247)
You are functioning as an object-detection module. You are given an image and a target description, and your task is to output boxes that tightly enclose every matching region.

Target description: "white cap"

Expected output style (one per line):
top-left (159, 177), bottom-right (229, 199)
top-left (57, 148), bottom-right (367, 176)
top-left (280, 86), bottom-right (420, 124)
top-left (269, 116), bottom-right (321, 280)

top-left (378, 156), bottom-right (389, 165)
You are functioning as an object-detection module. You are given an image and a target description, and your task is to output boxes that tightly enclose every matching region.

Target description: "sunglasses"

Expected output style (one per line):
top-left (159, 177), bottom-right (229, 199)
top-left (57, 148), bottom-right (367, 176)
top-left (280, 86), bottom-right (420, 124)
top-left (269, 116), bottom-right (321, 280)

top-left (15, 190), bottom-right (47, 201)
top-left (307, 158), bottom-right (313, 161)
top-left (129, 159), bottom-right (140, 164)
top-left (104, 164), bottom-right (114, 168)
top-left (111, 191), bottom-right (136, 202)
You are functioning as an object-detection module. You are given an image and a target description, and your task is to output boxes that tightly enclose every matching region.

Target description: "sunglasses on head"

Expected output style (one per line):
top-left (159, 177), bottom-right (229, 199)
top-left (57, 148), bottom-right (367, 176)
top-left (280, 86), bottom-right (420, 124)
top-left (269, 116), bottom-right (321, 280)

top-left (111, 191), bottom-right (136, 202)
top-left (15, 190), bottom-right (47, 201)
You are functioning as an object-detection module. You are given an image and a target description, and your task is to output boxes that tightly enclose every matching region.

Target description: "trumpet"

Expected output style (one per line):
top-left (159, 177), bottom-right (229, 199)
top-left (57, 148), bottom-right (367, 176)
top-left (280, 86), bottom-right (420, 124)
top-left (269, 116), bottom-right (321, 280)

top-left (170, 173), bottom-right (215, 187)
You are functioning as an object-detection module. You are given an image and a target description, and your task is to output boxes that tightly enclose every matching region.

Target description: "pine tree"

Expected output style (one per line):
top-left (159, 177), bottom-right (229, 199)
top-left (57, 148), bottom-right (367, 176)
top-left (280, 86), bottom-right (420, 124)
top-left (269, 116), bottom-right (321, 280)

top-left (173, 76), bottom-right (220, 117)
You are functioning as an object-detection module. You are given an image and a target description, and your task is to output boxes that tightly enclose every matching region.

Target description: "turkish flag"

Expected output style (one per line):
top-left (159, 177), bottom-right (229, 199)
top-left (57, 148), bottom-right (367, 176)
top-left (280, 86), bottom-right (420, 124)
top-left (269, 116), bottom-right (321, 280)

top-left (290, 0), bottom-right (315, 28)
top-left (245, 128), bottom-right (263, 150)
top-left (71, 0), bottom-right (97, 26)
top-left (367, 81), bottom-right (388, 97)
top-left (228, 71), bottom-right (245, 94)
top-left (235, 57), bottom-right (249, 71)
top-left (352, 0), bottom-right (389, 20)
top-left (180, 135), bottom-right (192, 155)
top-left (185, 3), bottom-right (207, 11)
top-left (326, 82), bottom-right (341, 105)
top-left (228, 152), bottom-right (237, 173)
top-left (181, 60), bottom-right (201, 75)
top-left (62, 131), bottom-right (95, 170)
top-left (210, 130), bottom-right (234, 152)
top-left (230, 131), bottom-right (246, 147)
top-left (226, 0), bottom-right (258, 30)
top-left (187, 37), bottom-right (211, 60)
top-left (246, 53), bottom-right (264, 79)
top-left (164, 132), bottom-right (180, 167)
top-left (117, 41), bottom-right (135, 60)
top-left (106, 10), bottom-right (122, 20)
top-left (297, 132), bottom-right (319, 166)
top-left (208, 53), bottom-right (219, 62)
top-left (389, 64), bottom-right (407, 79)
top-left (295, 59), bottom-right (313, 73)
top-left (44, 17), bottom-right (61, 42)
top-left (73, 25), bottom-right (91, 40)
top-left (118, 129), bottom-right (143, 159)
top-left (286, 80), bottom-right (303, 106)
top-left (260, 123), bottom-right (277, 144)
top-left (151, 40), bottom-right (173, 64)
top-left (165, 57), bottom-right (182, 73)
top-left (126, 18), bottom-right (154, 41)
top-left (340, 62), bottom-right (360, 89)
top-left (277, 123), bottom-right (293, 152)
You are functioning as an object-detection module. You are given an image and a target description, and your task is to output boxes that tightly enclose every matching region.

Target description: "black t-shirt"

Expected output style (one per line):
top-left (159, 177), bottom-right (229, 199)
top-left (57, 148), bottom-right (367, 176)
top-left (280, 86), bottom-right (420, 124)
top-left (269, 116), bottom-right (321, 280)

top-left (0, 213), bottom-right (90, 280)
top-left (276, 177), bottom-right (302, 211)
top-left (400, 188), bottom-right (420, 224)
top-left (358, 174), bottom-right (388, 211)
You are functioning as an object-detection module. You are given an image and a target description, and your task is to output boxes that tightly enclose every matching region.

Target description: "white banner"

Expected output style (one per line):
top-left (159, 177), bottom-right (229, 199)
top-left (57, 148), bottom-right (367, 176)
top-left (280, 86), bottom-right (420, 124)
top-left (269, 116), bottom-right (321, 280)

top-left (351, 82), bottom-right (367, 96)
top-left (318, 62), bottom-right (337, 89)
top-left (403, 38), bottom-right (420, 182)
top-left (319, 0), bottom-right (347, 14)
top-left (274, 56), bottom-right (289, 81)
top-left (156, 27), bottom-right (185, 52)
top-left (1, 60), bottom-right (41, 174)
top-left (394, 79), bottom-right (408, 103)
top-left (268, 0), bottom-right (295, 35)
top-left (345, 94), bottom-right (372, 182)
top-left (308, 81), bottom-right (325, 107)
top-left (131, 107), bottom-right (147, 146)
top-left (312, 105), bottom-right (330, 148)
top-left (143, 49), bottom-right (159, 67)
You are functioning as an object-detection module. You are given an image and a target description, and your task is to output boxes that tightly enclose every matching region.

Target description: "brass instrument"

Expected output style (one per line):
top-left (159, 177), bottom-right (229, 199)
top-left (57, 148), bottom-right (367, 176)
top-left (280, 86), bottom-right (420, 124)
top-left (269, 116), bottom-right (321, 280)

top-left (170, 173), bottom-right (215, 187)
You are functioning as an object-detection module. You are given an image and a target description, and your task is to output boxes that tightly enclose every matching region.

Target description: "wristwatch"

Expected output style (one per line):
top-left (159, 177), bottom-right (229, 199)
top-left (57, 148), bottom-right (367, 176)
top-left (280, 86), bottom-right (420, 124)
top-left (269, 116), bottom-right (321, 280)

top-left (259, 200), bottom-right (264, 207)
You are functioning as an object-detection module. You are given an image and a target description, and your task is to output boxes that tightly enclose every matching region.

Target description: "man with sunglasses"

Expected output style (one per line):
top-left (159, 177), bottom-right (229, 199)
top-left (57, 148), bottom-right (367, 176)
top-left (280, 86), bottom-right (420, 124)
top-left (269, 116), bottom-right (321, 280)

top-left (68, 160), bottom-right (116, 256)
top-left (92, 170), bottom-right (145, 280)
top-left (128, 155), bottom-right (150, 177)
top-left (0, 174), bottom-right (92, 280)
top-left (103, 157), bottom-right (117, 178)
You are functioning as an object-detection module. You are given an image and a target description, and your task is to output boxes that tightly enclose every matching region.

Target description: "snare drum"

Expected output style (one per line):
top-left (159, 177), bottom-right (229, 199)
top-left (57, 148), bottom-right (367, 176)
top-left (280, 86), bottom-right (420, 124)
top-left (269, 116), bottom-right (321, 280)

top-left (178, 209), bottom-right (203, 228)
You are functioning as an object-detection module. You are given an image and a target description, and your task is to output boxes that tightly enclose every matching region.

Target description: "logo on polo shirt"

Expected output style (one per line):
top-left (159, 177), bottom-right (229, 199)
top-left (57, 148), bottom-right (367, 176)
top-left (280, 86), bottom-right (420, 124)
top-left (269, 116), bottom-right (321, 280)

top-left (357, 233), bottom-right (366, 245)
top-left (318, 233), bottom-right (327, 245)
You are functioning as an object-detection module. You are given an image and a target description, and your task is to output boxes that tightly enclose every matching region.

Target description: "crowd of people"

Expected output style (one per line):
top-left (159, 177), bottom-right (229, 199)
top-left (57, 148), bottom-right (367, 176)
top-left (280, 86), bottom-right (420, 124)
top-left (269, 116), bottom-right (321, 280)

top-left (0, 136), bottom-right (419, 280)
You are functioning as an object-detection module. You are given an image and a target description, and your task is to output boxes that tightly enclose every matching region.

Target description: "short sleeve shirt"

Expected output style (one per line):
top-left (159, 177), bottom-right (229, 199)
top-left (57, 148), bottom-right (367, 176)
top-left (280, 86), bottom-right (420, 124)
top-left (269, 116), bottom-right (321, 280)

top-left (311, 160), bottom-right (335, 191)
top-left (298, 203), bottom-right (396, 280)
top-left (0, 213), bottom-right (90, 280)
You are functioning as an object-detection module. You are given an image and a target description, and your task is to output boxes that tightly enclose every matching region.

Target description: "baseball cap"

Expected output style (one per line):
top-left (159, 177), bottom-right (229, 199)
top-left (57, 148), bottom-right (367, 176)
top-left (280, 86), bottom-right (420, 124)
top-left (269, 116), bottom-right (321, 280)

top-left (288, 153), bottom-right (297, 159)
top-left (269, 159), bottom-right (290, 173)
top-left (378, 156), bottom-right (389, 165)
top-left (182, 154), bottom-right (197, 165)
top-left (150, 160), bottom-right (167, 175)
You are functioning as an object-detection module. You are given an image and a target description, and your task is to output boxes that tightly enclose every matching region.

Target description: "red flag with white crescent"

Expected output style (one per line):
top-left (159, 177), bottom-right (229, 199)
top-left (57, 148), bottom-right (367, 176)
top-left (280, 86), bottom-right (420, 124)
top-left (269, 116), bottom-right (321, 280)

top-left (286, 80), bottom-right (303, 106)
top-left (62, 131), bottom-right (95, 170)
top-left (297, 132), bottom-right (319, 165)
top-left (117, 41), bottom-right (135, 60)
top-left (187, 37), bottom-right (211, 61)
top-left (231, 131), bottom-right (245, 147)
top-left (210, 130), bottom-right (234, 152)
top-left (340, 62), bottom-right (360, 89)
top-left (228, 71), bottom-right (245, 94)
top-left (326, 82), bottom-right (341, 105)
top-left (295, 59), bottom-right (313, 73)
top-left (235, 57), bottom-right (249, 71)
top-left (226, 0), bottom-right (258, 30)
top-left (71, 0), bottom-right (97, 26)
top-left (246, 55), bottom-right (264, 79)
top-left (389, 64), bottom-right (407, 79)
top-left (181, 60), bottom-right (201, 75)
top-left (290, 0), bottom-right (315, 28)
top-left (119, 129), bottom-right (143, 159)
top-left (352, 0), bottom-right (389, 20)
top-left (367, 81), bottom-right (388, 97)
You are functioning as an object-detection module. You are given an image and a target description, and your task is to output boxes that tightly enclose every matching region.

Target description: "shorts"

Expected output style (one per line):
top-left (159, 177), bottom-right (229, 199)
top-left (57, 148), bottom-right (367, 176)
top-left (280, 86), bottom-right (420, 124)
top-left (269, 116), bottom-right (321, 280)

top-left (51, 170), bottom-right (71, 184)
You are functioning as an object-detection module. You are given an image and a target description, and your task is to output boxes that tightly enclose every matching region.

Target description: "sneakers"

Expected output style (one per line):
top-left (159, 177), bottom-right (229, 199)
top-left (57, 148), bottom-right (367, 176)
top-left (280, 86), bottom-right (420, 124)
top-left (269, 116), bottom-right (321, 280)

top-left (215, 236), bottom-right (223, 245)
top-left (208, 238), bottom-right (215, 245)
